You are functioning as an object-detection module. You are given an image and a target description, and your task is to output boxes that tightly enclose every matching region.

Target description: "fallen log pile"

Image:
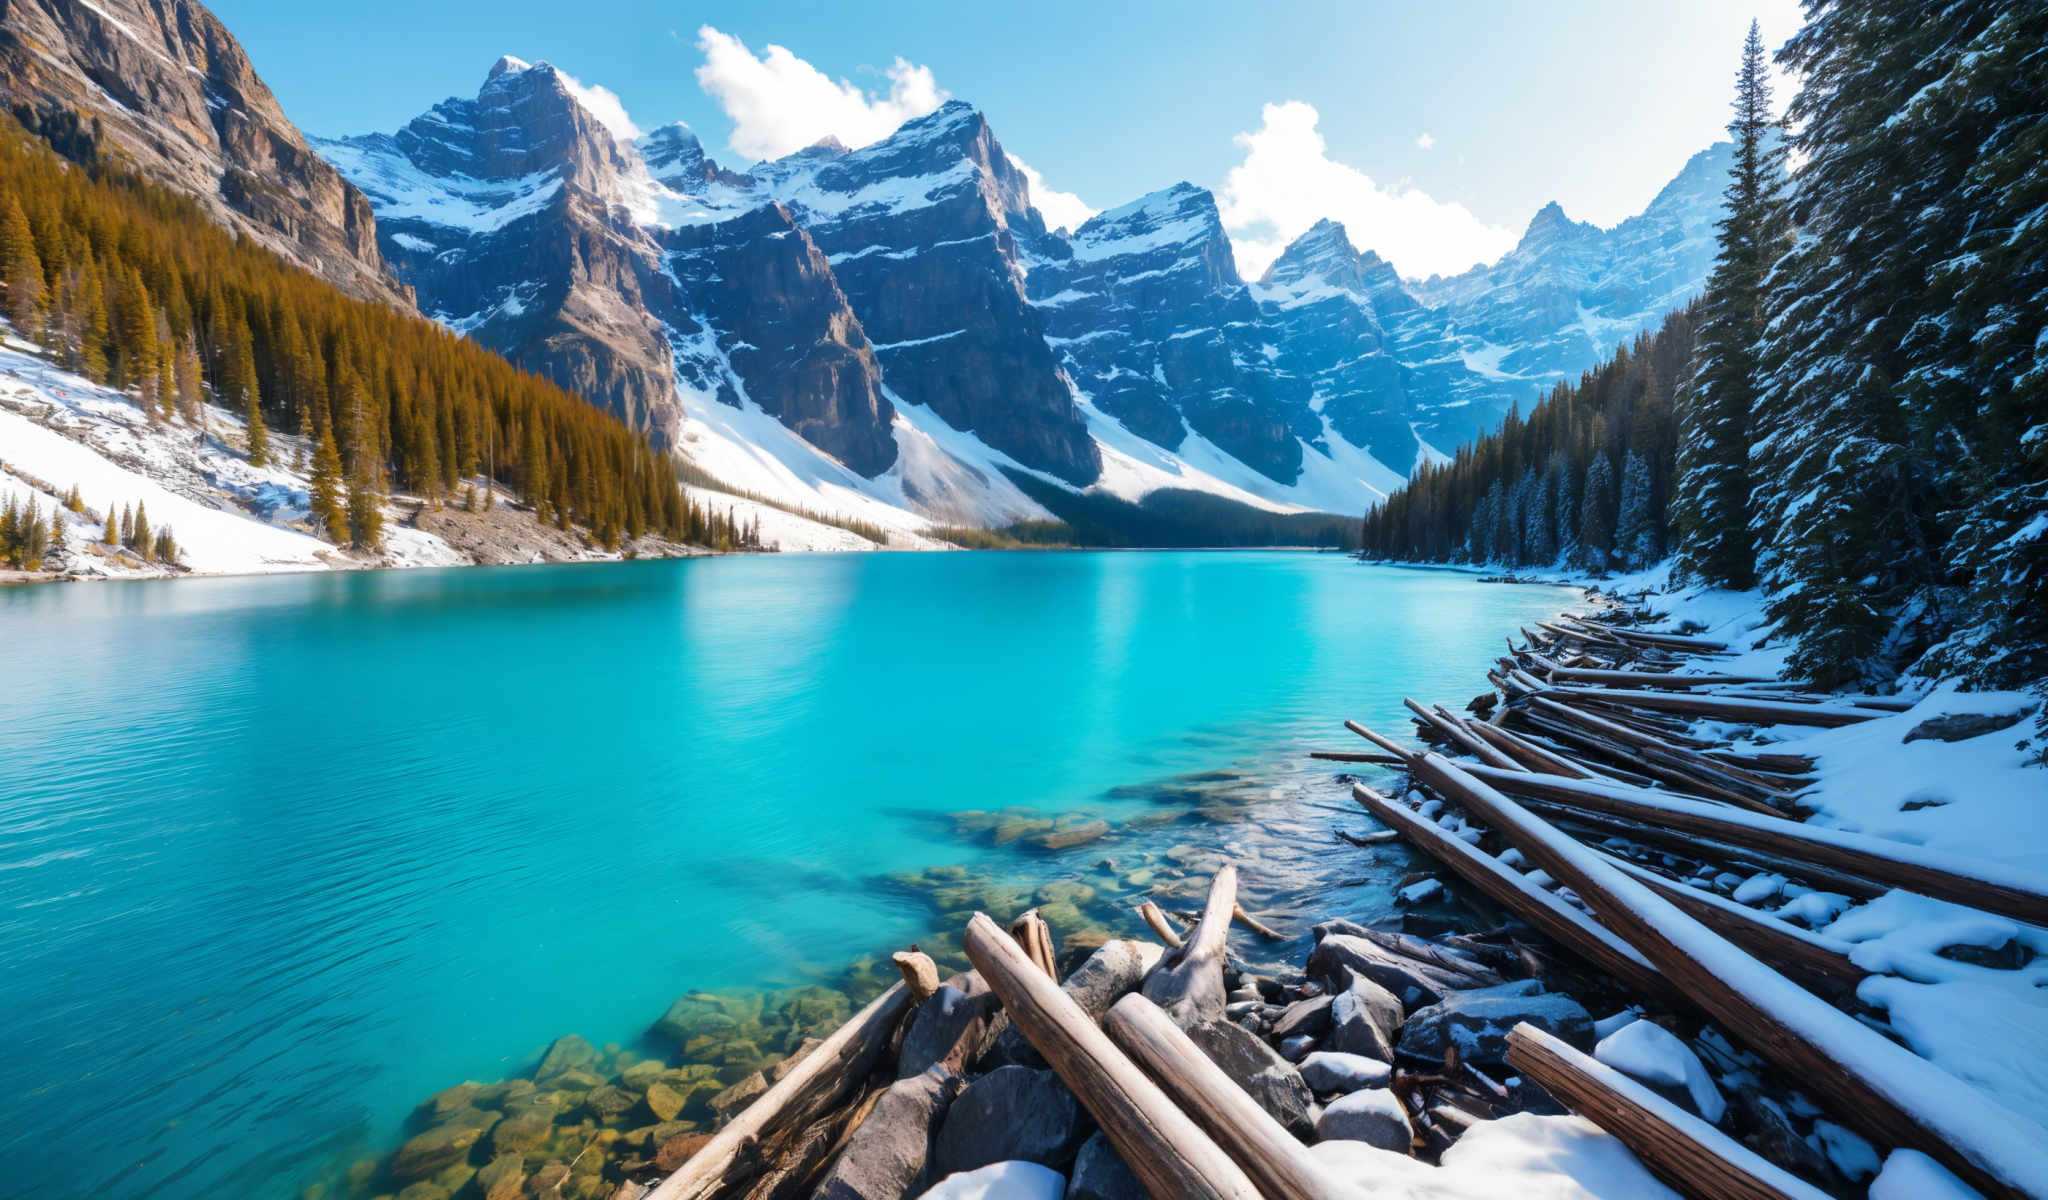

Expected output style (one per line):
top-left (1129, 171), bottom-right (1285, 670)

top-left (625, 861), bottom-right (1647, 1200)
top-left (1331, 602), bottom-right (2048, 1200)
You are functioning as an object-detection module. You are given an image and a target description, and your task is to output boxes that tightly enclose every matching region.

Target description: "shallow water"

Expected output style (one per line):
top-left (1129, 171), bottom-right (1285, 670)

top-left (0, 552), bottom-right (1576, 1199)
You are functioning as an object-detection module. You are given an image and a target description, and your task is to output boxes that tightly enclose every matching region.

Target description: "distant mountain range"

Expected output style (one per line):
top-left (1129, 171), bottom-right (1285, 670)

top-left (0, 1), bottom-right (1730, 533)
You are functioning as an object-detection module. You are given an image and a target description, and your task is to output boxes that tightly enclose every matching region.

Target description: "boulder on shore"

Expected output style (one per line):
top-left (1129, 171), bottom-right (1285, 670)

top-left (931, 1066), bottom-right (1092, 1177)
top-left (1182, 1019), bottom-right (1316, 1140)
top-left (1316, 1087), bottom-right (1414, 1153)
top-left (1396, 980), bottom-right (1592, 1065)
top-left (1066, 1131), bottom-right (1146, 1200)
top-left (812, 1066), bottom-right (962, 1199)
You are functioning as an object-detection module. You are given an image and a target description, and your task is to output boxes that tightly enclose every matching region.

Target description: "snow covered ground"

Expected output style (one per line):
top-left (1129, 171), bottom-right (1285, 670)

top-left (0, 332), bottom-right (879, 576)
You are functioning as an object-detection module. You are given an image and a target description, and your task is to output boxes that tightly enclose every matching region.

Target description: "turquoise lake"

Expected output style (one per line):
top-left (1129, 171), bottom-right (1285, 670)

top-left (0, 552), bottom-right (1578, 1199)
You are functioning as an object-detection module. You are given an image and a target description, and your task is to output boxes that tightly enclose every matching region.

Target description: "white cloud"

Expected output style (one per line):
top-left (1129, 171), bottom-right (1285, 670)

top-left (694, 26), bottom-right (948, 162)
top-left (1219, 101), bottom-right (1515, 282)
top-left (1415, 132), bottom-right (1435, 150)
top-left (556, 70), bottom-right (642, 142)
top-left (1008, 155), bottom-right (1095, 233)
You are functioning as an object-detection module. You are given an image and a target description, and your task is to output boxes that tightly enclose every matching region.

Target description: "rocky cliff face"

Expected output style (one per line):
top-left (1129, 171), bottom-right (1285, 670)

top-left (1027, 183), bottom-right (1315, 484)
top-left (313, 50), bottom-right (1732, 525)
top-left (765, 103), bottom-right (1098, 485)
top-left (1253, 220), bottom-right (1416, 474)
top-left (0, 0), bottom-right (403, 305)
top-left (318, 59), bottom-right (686, 445)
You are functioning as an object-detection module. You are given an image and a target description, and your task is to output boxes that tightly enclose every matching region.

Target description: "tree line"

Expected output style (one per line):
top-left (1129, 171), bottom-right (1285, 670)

top-left (1360, 308), bottom-right (1693, 574)
top-left (0, 114), bottom-right (736, 552)
top-left (1366, 4), bottom-right (2045, 690)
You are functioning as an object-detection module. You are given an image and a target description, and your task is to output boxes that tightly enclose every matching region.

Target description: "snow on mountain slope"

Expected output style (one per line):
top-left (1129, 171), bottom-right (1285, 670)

top-left (0, 337), bottom-right (405, 575)
top-left (0, 333), bottom-right (875, 574)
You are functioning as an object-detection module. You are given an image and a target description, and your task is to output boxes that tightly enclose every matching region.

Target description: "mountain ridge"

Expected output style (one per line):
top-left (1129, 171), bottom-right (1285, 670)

top-left (314, 60), bottom-right (1733, 532)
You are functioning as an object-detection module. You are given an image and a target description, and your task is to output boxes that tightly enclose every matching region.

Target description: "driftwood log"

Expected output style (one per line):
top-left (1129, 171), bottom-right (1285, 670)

top-left (1353, 783), bottom-right (1679, 1006)
top-left (962, 913), bottom-right (1263, 1200)
top-left (892, 950), bottom-right (940, 1001)
top-left (1008, 909), bottom-right (1059, 978)
top-left (1540, 685), bottom-right (1878, 728)
top-left (1463, 764), bottom-right (2048, 925)
top-left (645, 983), bottom-right (912, 1200)
top-left (1141, 864), bottom-right (1237, 1024)
top-left (1505, 1024), bottom-right (1831, 1200)
top-left (1137, 900), bottom-right (1187, 949)
top-left (1103, 993), bottom-right (1343, 1200)
top-left (1599, 854), bottom-right (1865, 1003)
top-left (1231, 903), bottom-right (1285, 942)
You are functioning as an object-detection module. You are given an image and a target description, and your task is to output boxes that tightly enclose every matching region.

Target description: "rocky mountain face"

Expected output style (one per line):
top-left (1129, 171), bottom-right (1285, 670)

top-left (0, 0), bottom-right (404, 305)
top-left (310, 55), bottom-right (1730, 525)
top-left (1026, 184), bottom-right (1317, 484)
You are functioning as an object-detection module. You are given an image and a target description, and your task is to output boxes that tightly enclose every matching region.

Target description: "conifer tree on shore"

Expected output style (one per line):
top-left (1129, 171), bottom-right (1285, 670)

top-left (1673, 21), bottom-right (1785, 590)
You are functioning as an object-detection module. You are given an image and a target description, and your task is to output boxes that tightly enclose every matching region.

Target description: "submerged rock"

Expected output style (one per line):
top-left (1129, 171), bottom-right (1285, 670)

top-left (391, 1109), bottom-right (495, 1181)
top-left (534, 1034), bottom-right (596, 1080)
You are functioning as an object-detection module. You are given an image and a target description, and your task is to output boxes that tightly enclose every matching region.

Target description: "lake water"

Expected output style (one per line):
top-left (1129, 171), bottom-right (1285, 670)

top-left (0, 552), bottom-right (1576, 1199)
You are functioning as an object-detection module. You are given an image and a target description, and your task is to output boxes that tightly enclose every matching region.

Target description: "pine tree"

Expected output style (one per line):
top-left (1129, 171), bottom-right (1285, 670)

top-left (1744, 0), bottom-right (2043, 687)
top-left (245, 382), bottom-right (269, 466)
top-left (130, 501), bottom-right (150, 560)
top-left (1615, 451), bottom-right (1657, 570)
top-left (48, 505), bottom-right (65, 555)
top-left (112, 266), bottom-right (159, 397)
top-left (1578, 454), bottom-right (1617, 572)
top-left (74, 267), bottom-right (109, 382)
top-left (119, 503), bottom-right (133, 548)
top-left (64, 484), bottom-right (82, 513)
top-left (102, 506), bottom-right (117, 546)
top-left (153, 526), bottom-right (177, 566)
top-left (309, 420), bottom-right (348, 543)
top-left (1, 193), bottom-right (46, 335)
top-left (1673, 20), bottom-right (1786, 589)
top-left (345, 463), bottom-right (383, 551)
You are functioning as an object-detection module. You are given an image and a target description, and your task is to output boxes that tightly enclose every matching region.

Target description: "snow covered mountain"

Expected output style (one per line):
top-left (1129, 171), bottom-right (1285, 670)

top-left (311, 60), bottom-right (1731, 531)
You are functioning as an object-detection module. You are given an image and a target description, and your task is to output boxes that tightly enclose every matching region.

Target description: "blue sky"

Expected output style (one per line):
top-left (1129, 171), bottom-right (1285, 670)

top-left (213, 0), bottom-right (1801, 280)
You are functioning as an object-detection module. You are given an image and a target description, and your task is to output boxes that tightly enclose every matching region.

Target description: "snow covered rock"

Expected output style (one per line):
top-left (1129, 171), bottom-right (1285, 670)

top-left (1314, 1086), bottom-right (1413, 1152)
top-left (1299, 1051), bottom-right (1393, 1094)
top-left (918, 1160), bottom-right (1066, 1200)
top-left (1591, 1019), bottom-right (1724, 1123)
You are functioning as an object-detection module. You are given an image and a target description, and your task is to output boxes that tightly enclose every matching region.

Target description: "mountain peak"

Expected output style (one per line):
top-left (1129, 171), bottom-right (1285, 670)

top-left (1524, 200), bottom-right (1573, 235)
top-left (1262, 218), bottom-right (1369, 291)
top-left (488, 55), bottom-right (533, 80)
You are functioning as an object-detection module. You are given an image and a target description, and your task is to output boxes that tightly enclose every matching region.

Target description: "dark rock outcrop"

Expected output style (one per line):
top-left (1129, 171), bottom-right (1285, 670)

top-left (812, 1066), bottom-right (962, 1199)
top-left (1183, 1018), bottom-right (1316, 1140)
top-left (931, 1065), bottom-right (1092, 1177)
top-left (1395, 980), bottom-right (1593, 1064)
